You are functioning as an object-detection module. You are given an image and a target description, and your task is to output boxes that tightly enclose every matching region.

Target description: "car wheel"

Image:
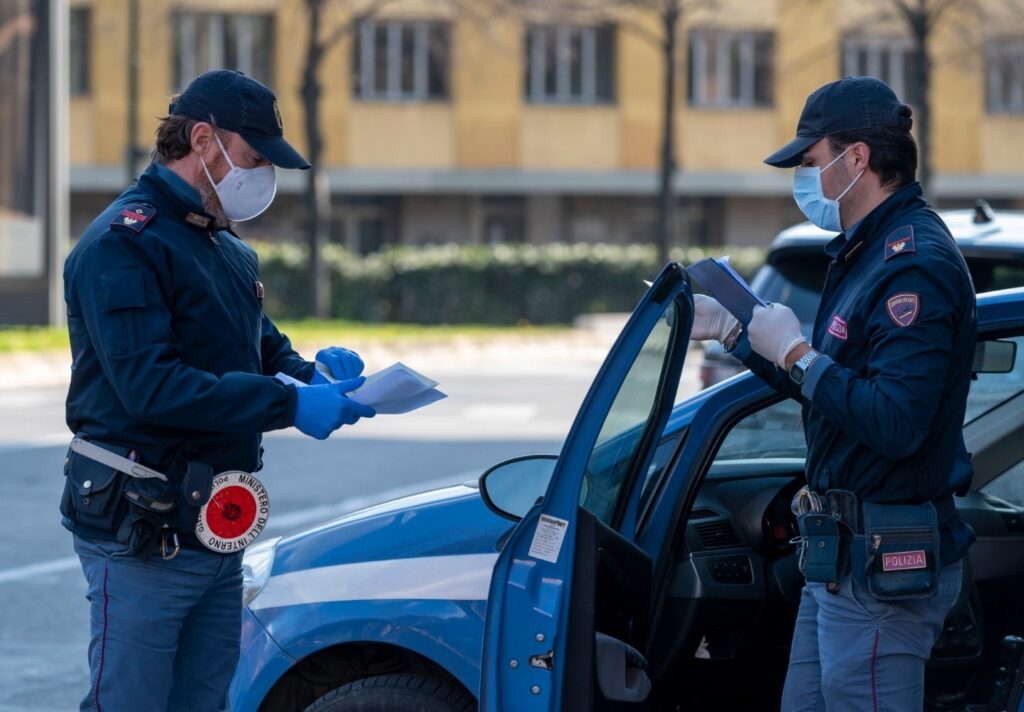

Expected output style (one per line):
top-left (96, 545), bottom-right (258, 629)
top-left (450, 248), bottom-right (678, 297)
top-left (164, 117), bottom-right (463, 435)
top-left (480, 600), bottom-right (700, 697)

top-left (302, 673), bottom-right (476, 712)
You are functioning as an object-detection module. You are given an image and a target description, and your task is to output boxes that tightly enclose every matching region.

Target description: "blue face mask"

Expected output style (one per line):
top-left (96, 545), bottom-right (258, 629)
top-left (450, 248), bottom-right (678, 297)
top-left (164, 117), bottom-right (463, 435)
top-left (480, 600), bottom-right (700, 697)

top-left (792, 147), bottom-right (863, 233)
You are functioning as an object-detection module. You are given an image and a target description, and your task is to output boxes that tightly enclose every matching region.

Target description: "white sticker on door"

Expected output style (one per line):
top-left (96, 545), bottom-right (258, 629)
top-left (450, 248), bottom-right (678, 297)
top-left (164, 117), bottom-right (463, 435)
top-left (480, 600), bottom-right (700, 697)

top-left (528, 514), bottom-right (570, 563)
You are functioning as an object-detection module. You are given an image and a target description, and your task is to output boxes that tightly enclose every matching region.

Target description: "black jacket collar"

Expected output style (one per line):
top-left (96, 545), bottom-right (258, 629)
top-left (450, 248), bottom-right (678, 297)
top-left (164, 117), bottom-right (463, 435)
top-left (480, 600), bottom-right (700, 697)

top-left (825, 182), bottom-right (927, 265)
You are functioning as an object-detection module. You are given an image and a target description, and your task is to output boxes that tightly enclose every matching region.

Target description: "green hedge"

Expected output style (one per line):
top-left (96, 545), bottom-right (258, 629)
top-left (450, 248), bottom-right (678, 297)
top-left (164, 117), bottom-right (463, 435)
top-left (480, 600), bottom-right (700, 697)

top-left (252, 242), bottom-right (766, 325)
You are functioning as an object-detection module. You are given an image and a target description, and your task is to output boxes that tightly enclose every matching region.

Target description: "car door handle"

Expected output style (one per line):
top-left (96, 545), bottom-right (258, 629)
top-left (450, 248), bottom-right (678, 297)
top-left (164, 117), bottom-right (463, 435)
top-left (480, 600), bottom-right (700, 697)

top-left (594, 631), bottom-right (652, 704)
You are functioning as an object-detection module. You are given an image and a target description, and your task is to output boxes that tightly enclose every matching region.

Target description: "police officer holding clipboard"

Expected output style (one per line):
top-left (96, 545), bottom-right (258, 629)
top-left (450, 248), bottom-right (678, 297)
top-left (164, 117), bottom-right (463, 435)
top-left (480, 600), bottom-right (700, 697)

top-left (692, 76), bottom-right (976, 710)
top-left (61, 70), bottom-right (374, 711)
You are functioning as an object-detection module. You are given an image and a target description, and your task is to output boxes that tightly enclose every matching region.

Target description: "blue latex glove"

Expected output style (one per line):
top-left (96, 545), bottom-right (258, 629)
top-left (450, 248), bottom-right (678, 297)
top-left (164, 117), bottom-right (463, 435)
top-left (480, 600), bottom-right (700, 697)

top-left (293, 377), bottom-right (375, 440)
top-left (312, 347), bottom-right (364, 384)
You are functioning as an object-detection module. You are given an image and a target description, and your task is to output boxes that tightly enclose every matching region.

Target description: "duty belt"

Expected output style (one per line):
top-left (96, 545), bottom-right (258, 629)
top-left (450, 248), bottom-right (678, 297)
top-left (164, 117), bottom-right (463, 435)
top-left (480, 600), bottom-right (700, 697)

top-left (70, 438), bottom-right (270, 557)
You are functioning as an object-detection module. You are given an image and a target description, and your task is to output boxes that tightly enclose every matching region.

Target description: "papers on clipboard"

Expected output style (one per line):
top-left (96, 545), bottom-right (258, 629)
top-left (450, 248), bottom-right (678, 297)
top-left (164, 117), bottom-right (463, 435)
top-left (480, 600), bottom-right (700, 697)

top-left (276, 362), bottom-right (447, 415)
top-left (686, 256), bottom-right (767, 325)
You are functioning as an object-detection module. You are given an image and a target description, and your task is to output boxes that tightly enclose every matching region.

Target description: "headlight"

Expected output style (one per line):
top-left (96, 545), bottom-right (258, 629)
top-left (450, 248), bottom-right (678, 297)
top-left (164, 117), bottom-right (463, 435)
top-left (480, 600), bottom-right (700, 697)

top-left (241, 536), bottom-right (281, 606)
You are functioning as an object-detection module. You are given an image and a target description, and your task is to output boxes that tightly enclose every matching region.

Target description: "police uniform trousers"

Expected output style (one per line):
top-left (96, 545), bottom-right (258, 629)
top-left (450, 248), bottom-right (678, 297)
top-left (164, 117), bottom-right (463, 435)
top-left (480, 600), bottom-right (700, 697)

top-left (74, 535), bottom-right (243, 712)
top-left (781, 558), bottom-right (963, 711)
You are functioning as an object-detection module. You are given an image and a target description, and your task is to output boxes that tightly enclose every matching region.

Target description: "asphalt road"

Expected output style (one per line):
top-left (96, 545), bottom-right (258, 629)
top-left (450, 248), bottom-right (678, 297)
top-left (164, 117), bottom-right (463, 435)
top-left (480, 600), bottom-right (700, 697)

top-left (0, 347), bottom-right (701, 710)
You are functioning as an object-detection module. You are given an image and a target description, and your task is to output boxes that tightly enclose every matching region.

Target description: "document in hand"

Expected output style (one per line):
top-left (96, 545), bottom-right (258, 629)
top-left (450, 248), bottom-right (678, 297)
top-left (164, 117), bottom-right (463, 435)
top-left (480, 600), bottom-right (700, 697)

top-left (347, 362), bottom-right (447, 415)
top-left (686, 256), bottom-right (767, 326)
top-left (276, 362), bottom-right (447, 415)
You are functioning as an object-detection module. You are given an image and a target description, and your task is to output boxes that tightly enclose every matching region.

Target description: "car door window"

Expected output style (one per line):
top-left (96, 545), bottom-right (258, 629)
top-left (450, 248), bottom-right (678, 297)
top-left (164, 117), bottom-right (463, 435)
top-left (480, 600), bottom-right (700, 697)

top-left (982, 460), bottom-right (1024, 508)
top-left (580, 301), bottom-right (679, 524)
top-left (713, 397), bottom-right (807, 462)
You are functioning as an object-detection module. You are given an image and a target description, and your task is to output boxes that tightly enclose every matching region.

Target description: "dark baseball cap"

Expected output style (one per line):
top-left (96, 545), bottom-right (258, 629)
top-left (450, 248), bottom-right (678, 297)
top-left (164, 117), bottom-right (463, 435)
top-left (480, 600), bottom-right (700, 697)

top-left (764, 76), bottom-right (913, 168)
top-left (170, 70), bottom-right (310, 170)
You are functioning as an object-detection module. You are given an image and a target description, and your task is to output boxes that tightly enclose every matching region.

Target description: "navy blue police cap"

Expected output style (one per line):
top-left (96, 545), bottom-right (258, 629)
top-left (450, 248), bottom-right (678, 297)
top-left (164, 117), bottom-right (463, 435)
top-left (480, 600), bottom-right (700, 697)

top-left (764, 76), bottom-right (913, 168)
top-left (170, 69), bottom-right (311, 170)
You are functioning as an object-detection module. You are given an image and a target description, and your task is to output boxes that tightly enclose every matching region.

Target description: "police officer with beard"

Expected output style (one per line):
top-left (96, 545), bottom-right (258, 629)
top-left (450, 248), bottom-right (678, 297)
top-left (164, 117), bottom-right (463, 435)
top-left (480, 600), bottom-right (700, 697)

top-left (62, 70), bottom-right (374, 711)
top-left (692, 77), bottom-right (976, 710)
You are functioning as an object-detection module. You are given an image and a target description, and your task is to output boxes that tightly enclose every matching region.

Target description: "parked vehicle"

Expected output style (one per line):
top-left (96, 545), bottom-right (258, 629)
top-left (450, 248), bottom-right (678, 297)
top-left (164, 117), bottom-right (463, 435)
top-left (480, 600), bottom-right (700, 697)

top-left (700, 201), bottom-right (1024, 388)
top-left (231, 267), bottom-right (1024, 711)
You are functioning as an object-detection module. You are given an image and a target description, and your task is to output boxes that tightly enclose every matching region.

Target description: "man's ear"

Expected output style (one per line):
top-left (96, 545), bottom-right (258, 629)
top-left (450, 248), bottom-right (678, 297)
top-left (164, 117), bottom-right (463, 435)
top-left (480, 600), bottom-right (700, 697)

top-left (190, 122), bottom-right (214, 158)
top-left (850, 141), bottom-right (871, 172)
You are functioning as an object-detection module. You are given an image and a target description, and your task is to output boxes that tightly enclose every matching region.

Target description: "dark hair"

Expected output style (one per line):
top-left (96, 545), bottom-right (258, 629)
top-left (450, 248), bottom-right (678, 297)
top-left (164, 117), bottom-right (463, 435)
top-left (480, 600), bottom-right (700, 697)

top-left (151, 101), bottom-right (225, 164)
top-left (826, 104), bottom-right (917, 190)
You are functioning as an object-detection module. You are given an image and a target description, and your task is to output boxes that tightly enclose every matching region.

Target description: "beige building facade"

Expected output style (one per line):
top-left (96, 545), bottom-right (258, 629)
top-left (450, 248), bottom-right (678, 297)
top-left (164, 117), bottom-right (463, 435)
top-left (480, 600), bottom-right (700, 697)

top-left (67, 0), bottom-right (1024, 250)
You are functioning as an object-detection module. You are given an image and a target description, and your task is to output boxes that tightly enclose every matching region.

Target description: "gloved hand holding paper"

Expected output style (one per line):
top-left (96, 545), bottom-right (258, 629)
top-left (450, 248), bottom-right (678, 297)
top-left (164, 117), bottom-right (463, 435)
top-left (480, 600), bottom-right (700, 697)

top-left (278, 362), bottom-right (446, 415)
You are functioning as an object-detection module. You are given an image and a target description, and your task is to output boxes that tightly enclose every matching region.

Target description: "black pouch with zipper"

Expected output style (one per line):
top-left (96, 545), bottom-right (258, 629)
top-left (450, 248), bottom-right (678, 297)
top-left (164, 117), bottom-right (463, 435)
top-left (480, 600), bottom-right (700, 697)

top-left (852, 501), bottom-right (940, 601)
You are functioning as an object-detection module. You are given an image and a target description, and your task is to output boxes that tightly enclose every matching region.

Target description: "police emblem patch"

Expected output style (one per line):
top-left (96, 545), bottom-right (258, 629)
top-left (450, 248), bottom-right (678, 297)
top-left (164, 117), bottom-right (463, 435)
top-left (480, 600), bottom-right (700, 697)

top-left (111, 205), bottom-right (156, 233)
top-left (273, 100), bottom-right (283, 129)
top-left (884, 225), bottom-right (916, 261)
top-left (886, 292), bottom-right (920, 327)
top-left (827, 314), bottom-right (848, 341)
top-left (195, 471), bottom-right (269, 553)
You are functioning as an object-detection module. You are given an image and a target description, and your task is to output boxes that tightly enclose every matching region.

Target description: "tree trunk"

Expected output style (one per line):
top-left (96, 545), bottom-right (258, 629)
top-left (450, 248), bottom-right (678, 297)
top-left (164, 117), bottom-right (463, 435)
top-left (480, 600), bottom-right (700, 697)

top-left (655, 2), bottom-right (679, 267)
top-left (908, 3), bottom-right (932, 198)
top-left (126, 0), bottom-right (140, 182)
top-left (301, 0), bottom-right (332, 318)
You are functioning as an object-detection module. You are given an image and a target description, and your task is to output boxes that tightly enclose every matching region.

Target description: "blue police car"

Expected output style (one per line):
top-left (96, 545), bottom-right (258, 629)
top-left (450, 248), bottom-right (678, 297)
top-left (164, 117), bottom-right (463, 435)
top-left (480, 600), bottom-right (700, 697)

top-left (231, 266), bottom-right (1024, 711)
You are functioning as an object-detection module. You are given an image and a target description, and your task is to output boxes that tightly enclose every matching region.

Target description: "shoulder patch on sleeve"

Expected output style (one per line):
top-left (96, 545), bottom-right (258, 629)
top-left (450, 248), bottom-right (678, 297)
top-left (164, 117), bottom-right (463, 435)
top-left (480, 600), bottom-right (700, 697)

top-left (110, 205), bottom-right (157, 234)
top-left (884, 225), bottom-right (915, 261)
top-left (886, 292), bottom-right (920, 327)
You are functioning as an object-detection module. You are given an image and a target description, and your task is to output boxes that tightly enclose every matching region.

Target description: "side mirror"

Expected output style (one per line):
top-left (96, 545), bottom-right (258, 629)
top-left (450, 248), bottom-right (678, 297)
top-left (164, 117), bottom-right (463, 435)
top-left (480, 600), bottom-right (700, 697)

top-left (479, 455), bottom-right (558, 522)
top-left (974, 339), bottom-right (1018, 374)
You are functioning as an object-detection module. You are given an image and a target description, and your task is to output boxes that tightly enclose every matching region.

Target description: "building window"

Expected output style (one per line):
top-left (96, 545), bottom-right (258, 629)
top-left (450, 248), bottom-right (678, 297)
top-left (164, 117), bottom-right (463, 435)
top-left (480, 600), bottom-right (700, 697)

top-left (524, 24), bottom-right (615, 104)
top-left (688, 29), bottom-right (774, 108)
top-left (986, 38), bottom-right (1024, 114)
top-left (69, 6), bottom-right (90, 96)
top-left (482, 197), bottom-right (525, 244)
top-left (842, 35), bottom-right (916, 104)
top-left (354, 20), bottom-right (450, 101)
top-left (172, 12), bottom-right (275, 92)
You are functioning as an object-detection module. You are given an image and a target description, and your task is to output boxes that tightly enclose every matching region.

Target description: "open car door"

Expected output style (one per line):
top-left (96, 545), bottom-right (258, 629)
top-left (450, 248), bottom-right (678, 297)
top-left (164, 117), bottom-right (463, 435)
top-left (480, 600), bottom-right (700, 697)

top-left (480, 262), bottom-right (693, 711)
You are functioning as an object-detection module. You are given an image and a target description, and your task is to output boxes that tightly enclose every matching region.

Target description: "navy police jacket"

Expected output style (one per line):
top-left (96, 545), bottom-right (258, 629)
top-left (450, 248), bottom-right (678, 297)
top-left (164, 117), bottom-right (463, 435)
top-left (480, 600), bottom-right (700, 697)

top-left (64, 162), bottom-right (314, 480)
top-left (731, 182), bottom-right (977, 563)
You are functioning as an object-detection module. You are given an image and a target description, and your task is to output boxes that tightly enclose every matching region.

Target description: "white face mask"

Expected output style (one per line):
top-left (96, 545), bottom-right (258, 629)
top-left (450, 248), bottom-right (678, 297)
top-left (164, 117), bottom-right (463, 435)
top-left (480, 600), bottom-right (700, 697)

top-left (200, 132), bottom-right (277, 222)
top-left (792, 146), bottom-right (863, 233)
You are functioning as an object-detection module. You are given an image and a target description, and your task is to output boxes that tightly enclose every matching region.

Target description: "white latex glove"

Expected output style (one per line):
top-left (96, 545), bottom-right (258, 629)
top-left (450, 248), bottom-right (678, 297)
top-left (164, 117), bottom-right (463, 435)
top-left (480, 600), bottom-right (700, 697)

top-left (691, 294), bottom-right (739, 342)
top-left (748, 303), bottom-right (807, 369)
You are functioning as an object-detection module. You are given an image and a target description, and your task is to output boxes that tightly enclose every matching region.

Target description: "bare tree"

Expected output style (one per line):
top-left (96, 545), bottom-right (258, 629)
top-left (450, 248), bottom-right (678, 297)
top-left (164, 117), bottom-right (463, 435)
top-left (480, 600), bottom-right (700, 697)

top-left (505, 0), bottom-right (707, 265)
top-left (300, 0), bottom-right (393, 318)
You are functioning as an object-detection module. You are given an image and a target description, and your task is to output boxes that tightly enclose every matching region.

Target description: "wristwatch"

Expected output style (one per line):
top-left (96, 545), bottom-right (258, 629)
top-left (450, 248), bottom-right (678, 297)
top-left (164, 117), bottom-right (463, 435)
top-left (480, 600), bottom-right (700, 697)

top-left (789, 348), bottom-right (821, 385)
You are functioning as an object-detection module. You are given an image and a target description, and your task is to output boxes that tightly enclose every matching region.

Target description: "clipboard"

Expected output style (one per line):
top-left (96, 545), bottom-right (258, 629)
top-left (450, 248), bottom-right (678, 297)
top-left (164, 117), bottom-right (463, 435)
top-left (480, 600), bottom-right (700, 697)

top-left (686, 257), bottom-right (767, 326)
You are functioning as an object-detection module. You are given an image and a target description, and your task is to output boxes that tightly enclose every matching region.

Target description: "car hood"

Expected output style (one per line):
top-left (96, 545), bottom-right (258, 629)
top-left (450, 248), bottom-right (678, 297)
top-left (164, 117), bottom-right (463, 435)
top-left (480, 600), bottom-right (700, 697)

top-left (268, 482), bottom-right (514, 579)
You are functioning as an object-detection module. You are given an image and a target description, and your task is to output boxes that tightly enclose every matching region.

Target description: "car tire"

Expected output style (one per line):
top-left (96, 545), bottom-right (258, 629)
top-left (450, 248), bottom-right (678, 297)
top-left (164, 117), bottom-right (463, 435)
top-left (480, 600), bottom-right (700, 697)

top-left (302, 673), bottom-right (476, 712)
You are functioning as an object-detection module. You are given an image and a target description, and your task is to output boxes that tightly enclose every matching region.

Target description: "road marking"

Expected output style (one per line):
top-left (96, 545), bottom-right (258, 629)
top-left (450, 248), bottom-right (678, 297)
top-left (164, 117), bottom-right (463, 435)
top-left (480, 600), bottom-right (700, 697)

top-left (0, 557), bottom-right (80, 585)
top-left (0, 474), bottom-right (478, 586)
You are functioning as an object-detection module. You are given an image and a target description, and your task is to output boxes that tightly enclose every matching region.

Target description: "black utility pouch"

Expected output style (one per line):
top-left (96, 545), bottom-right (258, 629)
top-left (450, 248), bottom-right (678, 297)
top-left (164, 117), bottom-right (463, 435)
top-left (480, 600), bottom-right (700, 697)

top-left (853, 502), bottom-right (940, 601)
top-left (119, 476), bottom-right (179, 554)
top-left (178, 460), bottom-right (214, 532)
top-left (798, 512), bottom-right (844, 586)
top-left (60, 443), bottom-right (131, 534)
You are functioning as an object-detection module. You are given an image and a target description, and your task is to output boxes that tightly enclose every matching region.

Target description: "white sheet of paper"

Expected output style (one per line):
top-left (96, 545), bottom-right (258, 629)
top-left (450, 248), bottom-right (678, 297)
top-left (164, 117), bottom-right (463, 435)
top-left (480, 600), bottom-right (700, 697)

top-left (275, 362), bottom-right (446, 415)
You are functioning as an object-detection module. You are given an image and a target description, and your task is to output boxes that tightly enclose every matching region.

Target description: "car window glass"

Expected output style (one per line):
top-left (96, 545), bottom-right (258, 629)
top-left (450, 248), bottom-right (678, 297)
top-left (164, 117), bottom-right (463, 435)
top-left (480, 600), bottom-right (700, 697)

top-left (965, 258), bottom-right (1024, 293)
top-left (713, 397), bottom-right (807, 462)
top-left (964, 336), bottom-right (1024, 425)
top-left (637, 434), bottom-right (682, 514)
top-left (749, 264), bottom-right (823, 325)
top-left (981, 459), bottom-right (1024, 508)
top-left (579, 301), bottom-right (678, 524)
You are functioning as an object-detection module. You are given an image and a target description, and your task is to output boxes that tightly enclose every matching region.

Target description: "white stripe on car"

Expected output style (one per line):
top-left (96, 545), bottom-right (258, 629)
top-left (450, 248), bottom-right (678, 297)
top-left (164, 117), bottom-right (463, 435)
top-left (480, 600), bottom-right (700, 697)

top-left (250, 553), bottom-right (499, 610)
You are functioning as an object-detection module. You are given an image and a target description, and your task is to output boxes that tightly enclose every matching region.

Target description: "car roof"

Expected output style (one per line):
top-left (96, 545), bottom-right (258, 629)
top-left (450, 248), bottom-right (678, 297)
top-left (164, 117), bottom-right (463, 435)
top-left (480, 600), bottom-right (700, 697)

top-left (772, 205), bottom-right (1024, 254)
